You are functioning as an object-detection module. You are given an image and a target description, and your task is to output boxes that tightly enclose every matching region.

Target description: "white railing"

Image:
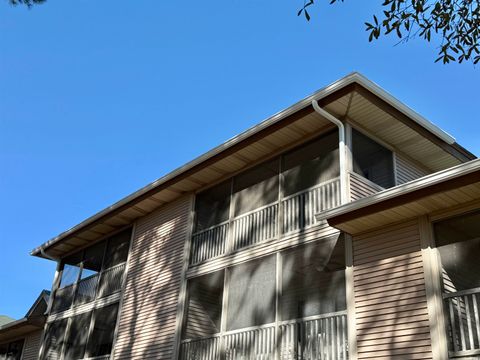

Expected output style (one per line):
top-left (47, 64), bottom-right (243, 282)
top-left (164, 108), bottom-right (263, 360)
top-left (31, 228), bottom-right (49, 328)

top-left (232, 203), bottom-right (278, 251)
top-left (224, 323), bottom-right (276, 360)
top-left (180, 335), bottom-right (221, 360)
top-left (180, 312), bottom-right (347, 360)
top-left (444, 287), bottom-right (480, 356)
top-left (282, 178), bottom-right (341, 234)
top-left (279, 312), bottom-right (348, 360)
top-left (190, 178), bottom-right (342, 265)
top-left (349, 172), bottom-right (383, 201)
top-left (97, 262), bottom-right (127, 298)
top-left (191, 222), bottom-right (229, 264)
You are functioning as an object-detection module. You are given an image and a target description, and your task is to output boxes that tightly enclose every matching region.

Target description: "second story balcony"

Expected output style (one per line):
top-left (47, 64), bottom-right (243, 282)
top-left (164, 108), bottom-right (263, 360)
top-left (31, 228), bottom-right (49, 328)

top-left (190, 129), bottom-right (390, 265)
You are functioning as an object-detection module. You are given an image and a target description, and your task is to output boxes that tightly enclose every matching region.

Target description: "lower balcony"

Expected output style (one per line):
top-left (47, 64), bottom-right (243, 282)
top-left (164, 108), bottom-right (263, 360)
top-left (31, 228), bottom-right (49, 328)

top-left (180, 312), bottom-right (348, 360)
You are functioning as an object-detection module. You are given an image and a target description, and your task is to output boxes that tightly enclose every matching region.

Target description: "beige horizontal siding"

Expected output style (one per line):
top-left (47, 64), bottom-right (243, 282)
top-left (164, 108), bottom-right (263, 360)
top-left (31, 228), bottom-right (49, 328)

top-left (395, 153), bottom-right (430, 185)
top-left (21, 330), bottom-right (42, 360)
top-left (113, 195), bottom-right (192, 360)
top-left (353, 220), bottom-right (433, 359)
top-left (349, 172), bottom-right (382, 201)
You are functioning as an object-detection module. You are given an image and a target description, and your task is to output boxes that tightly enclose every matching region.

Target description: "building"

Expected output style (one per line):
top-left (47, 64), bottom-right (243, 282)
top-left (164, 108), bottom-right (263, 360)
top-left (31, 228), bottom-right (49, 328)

top-left (0, 291), bottom-right (49, 360)
top-left (30, 72), bottom-right (480, 359)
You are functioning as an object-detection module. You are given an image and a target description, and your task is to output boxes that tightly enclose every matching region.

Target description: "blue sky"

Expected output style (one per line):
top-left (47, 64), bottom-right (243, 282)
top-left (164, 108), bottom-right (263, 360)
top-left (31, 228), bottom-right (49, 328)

top-left (0, 0), bottom-right (479, 319)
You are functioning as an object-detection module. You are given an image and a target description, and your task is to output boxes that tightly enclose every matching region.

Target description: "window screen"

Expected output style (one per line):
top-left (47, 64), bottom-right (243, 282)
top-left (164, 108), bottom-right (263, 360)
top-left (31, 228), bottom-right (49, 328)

top-left (233, 159), bottom-right (279, 217)
top-left (283, 132), bottom-right (339, 196)
top-left (76, 241), bottom-right (105, 305)
top-left (5, 340), bottom-right (24, 360)
top-left (281, 235), bottom-right (346, 320)
top-left (41, 319), bottom-right (68, 360)
top-left (195, 180), bottom-right (231, 232)
top-left (183, 270), bottom-right (224, 339)
top-left (352, 129), bottom-right (394, 188)
top-left (434, 211), bottom-right (480, 293)
top-left (63, 311), bottom-right (92, 360)
top-left (52, 252), bottom-right (83, 313)
top-left (86, 303), bottom-right (119, 357)
top-left (103, 229), bottom-right (131, 269)
top-left (227, 256), bottom-right (276, 330)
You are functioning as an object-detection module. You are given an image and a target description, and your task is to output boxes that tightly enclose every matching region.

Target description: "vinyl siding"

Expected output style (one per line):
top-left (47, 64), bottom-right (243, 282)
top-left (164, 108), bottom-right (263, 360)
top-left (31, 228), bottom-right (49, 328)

top-left (21, 330), bottom-right (42, 360)
top-left (349, 172), bottom-right (384, 201)
top-left (353, 220), bottom-right (433, 359)
top-left (113, 195), bottom-right (192, 360)
top-left (395, 153), bottom-right (430, 185)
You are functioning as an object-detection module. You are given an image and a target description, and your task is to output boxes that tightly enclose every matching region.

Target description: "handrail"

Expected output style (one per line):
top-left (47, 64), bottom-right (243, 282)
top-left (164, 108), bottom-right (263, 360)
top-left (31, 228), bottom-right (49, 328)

top-left (281, 177), bottom-right (340, 202)
top-left (443, 287), bottom-right (480, 299)
top-left (192, 220), bottom-right (230, 236)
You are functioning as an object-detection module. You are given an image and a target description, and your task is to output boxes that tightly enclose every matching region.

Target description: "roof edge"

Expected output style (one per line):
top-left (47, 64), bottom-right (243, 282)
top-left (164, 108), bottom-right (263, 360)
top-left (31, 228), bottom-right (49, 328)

top-left (31, 72), bottom-right (471, 258)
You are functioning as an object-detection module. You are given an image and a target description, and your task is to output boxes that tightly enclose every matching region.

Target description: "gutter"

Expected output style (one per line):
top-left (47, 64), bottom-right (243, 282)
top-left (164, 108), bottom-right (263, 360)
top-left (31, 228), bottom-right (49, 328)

top-left (312, 100), bottom-right (348, 205)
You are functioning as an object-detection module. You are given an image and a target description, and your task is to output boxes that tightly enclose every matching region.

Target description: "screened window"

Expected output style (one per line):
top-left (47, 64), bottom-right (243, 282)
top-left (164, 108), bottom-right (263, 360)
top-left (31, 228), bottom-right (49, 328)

top-left (281, 235), bottom-right (346, 320)
top-left (434, 210), bottom-right (480, 293)
top-left (352, 129), bottom-right (394, 188)
top-left (195, 181), bottom-right (231, 232)
top-left (233, 159), bottom-right (279, 217)
top-left (183, 271), bottom-right (224, 339)
top-left (52, 228), bottom-right (131, 314)
top-left (86, 303), bottom-right (119, 357)
top-left (283, 131), bottom-right (339, 196)
top-left (0, 339), bottom-right (24, 360)
top-left (63, 311), bottom-right (92, 360)
top-left (75, 241), bottom-right (105, 305)
top-left (227, 256), bottom-right (276, 330)
top-left (41, 319), bottom-right (68, 360)
top-left (102, 229), bottom-right (131, 269)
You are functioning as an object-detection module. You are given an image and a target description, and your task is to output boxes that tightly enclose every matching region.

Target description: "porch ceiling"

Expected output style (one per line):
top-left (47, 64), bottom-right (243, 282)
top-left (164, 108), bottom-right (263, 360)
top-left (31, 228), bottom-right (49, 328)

top-left (32, 73), bottom-right (474, 260)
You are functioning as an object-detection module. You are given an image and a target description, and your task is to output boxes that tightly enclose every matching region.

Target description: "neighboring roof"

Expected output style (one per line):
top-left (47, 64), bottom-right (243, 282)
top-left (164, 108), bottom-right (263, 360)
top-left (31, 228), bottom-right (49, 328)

top-left (0, 316), bottom-right (15, 327)
top-left (320, 159), bottom-right (480, 235)
top-left (31, 72), bottom-right (476, 259)
top-left (0, 290), bottom-right (49, 343)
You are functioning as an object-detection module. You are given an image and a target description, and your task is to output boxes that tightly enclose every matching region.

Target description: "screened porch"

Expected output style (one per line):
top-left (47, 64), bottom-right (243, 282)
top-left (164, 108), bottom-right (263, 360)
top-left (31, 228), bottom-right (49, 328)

top-left (434, 211), bottom-right (480, 359)
top-left (180, 236), bottom-right (348, 360)
top-left (190, 129), bottom-right (392, 265)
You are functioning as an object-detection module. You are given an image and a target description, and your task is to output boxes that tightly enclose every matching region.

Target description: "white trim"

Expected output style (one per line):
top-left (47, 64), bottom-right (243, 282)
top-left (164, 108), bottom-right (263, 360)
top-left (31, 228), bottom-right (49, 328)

top-left (344, 234), bottom-right (358, 360)
top-left (109, 222), bottom-right (136, 360)
top-left (419, 216), bottom-right (449, 360)
top-left (172, 195), bottom-right (196, 360)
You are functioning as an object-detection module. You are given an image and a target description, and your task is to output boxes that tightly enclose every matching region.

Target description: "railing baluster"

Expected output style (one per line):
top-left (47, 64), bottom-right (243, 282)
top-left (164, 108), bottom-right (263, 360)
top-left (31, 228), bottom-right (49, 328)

top-left (466, 295), bottom-right (474, 350)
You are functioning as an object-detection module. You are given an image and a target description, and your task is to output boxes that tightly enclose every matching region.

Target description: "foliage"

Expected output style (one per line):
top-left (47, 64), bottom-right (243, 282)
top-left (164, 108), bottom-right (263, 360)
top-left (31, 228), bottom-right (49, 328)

top-left (299, 0), bottom-right (480, 64)
top-left (8, 0), bottom-right (45, 6)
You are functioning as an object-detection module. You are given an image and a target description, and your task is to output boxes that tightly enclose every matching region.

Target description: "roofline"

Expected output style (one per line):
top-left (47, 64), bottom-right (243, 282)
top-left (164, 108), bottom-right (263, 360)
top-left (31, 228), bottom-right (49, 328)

top-left (319, 158), bottom-right (480, 227)
top-left (31, 72), bottom-right (470, 257)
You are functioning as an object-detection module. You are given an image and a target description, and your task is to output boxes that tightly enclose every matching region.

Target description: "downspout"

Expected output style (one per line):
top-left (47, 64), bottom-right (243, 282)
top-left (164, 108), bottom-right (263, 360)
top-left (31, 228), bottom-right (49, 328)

top-left (311, 100), bottom-right (348, 205)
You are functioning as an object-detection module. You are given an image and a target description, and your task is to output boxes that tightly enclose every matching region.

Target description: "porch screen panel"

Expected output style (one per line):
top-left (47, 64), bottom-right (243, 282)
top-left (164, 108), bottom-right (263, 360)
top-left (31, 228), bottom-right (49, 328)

top-left (86, 303), bottom-right (119, 357)
top-left (195, 180), bottom-right (231, 232)
top-left (63, 311), bottom-right (92, 360)
top-left (75, 241), bottom-right (105, 305)
top-left (103, 228), bottom-right (131, 269)
top-left (183, 270), bottom-right (224, 339)
top-left (435, 210), bottom-right (480, 292)
top-left (434, 210), bottom-right (480, 353)
top-left (41, 318), bottom-right (68, 360)
top-left (283, 131), bottom-right (339, 196)
top-left (233, 159), bottom-right (279, 217)
top-left (352, 129), bottom-right (394, 189)
top-left (281, 235), bottom-right (346, 320)
top-left (227, 256), bottom-right (276, 330)
top-left (52, 252), bottom-right (82, 313)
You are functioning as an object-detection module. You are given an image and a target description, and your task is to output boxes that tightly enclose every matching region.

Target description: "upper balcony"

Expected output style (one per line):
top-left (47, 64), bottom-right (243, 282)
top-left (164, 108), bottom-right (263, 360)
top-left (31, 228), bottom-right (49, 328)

top-left (189, 129), bottom-right (392, 266)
